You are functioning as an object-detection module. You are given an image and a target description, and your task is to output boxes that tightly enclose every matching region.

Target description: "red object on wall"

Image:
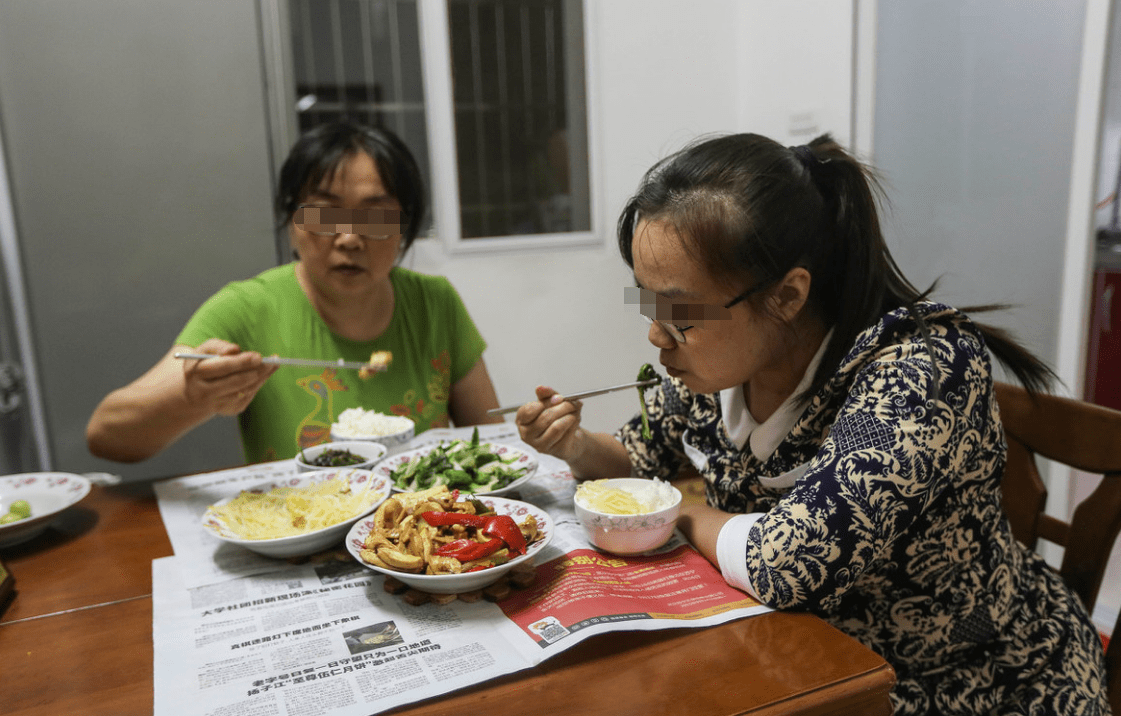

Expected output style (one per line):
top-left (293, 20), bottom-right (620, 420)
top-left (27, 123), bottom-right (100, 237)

top-left (1085, 267), bottom-right (1121, 411)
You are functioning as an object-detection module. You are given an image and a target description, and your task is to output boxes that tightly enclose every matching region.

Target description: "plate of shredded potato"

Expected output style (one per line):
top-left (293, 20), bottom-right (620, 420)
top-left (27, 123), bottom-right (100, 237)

top-left (345, 485), bottom-right (553, 593)
top-left (202, 468), bottom-right (392, 558)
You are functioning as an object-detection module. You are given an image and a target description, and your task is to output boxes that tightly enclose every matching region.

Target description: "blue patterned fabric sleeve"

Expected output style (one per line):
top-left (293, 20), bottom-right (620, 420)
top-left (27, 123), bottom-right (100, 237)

top-left (744, 328), bottom-right (989, 611)
top-left (616, 376), bottom-right (693, 481)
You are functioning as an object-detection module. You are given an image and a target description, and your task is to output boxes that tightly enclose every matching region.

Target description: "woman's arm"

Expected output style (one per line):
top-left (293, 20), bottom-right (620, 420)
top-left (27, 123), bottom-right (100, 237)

top-left (86, 340), bottom-right (275, 462)
top-left (448, 357), bottom-right (504, 427)
top-left (676, 503), bottom-right (736, 565)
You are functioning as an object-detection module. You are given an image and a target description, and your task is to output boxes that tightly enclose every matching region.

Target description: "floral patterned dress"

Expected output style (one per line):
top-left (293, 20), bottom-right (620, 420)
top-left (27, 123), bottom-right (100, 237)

top-left (618, 302), bottom-right (1109, 715)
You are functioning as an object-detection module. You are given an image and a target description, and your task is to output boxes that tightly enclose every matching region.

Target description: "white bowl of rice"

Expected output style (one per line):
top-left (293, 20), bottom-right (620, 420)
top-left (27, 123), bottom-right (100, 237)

top-left (330, 408), bottom-right (415, 453)
top-left (573, 477), bottom-right (682, 556)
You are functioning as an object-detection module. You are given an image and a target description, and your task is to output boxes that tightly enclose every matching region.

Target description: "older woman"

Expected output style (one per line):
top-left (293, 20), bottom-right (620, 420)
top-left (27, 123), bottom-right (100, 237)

top-left (88, 122), bottom-right (502, 463)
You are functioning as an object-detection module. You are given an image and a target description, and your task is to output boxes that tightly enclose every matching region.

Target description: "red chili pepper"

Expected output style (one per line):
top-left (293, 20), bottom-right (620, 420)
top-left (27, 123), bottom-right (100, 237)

top-left (434, 538), bottom-right (475, 555)
top-left (435, 537), bottom-right (505, 561)
top-left (421, 510), bottom-right (528, 559)
top-left (482, 515), bottom-right (526, 556)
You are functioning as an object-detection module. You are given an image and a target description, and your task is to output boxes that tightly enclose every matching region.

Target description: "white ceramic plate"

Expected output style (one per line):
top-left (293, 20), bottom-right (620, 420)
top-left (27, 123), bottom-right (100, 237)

top-left (375, 441), bottom-right (538, 496)
top-left (0, 472), bottom-right (92, 549)
top-left (345, 495), bottom-right (553, 594)
top-left (201, 468), bottom-right (392, 559)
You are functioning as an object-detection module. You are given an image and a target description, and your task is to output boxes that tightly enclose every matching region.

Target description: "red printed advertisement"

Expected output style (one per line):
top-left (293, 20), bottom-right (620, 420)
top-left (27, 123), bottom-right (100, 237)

top-left (498, 544), bottom-right (763, 647)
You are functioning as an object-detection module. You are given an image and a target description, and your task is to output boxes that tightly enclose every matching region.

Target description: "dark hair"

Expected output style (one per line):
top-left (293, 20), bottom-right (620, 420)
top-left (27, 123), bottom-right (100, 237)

top-left (617, 132), bottom-right (1055, 399)
top-left (275, 122), bottom-right (427, 256)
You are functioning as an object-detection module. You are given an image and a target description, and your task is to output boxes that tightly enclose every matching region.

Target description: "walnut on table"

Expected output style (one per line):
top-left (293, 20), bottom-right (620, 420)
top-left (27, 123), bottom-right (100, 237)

top-left (381, 562), bottom-right (538, 605)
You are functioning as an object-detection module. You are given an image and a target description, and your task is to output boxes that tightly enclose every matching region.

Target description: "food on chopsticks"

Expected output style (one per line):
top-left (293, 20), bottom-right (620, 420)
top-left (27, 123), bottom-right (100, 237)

top-left (0, 499), bottom-right (31, 525)
top-left (301, 447), bottom-right (366, 467)
top-left (359, 485), bottom-right (541, 575)
top-left (389, 427), bottom-right (526, 492)
top-left (636, 363), bottom-right (659, 439)
top-left (205, 478), bottom-right (369, 539)
top-left (576, 478), bottom-right (677, 515)
top-left (332, 408), bottom-right (413, 438)
top-left (359, 350), bottom-right (393, 380)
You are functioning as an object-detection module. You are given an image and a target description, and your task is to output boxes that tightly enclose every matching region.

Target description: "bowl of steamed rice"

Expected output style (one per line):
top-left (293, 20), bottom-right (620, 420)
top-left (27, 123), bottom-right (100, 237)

top-left (573, 477), bottom-right (682, 555)
top-left (201, 468), bottom-right (392, 558)
top-left (330, 408), bottom-right (415, 453)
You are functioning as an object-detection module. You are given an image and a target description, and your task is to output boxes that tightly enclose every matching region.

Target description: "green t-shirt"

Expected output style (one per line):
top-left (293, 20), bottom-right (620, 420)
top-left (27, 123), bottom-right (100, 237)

top-left (177, 264), bottom-right (487, 463)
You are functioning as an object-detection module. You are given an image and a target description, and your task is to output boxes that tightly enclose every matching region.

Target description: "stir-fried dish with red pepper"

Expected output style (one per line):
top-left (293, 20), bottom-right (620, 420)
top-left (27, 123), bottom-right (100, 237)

top-left (360, 485), bottom-right (541, 575)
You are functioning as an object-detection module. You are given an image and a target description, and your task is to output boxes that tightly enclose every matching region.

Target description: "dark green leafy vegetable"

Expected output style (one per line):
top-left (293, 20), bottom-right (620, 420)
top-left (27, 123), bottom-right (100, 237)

top-left (389, 430), bottom-right (527, 493)
top-left (637, 363), bottom-right (658, 440)
top-left (302, 448), bottom-right (366, 467)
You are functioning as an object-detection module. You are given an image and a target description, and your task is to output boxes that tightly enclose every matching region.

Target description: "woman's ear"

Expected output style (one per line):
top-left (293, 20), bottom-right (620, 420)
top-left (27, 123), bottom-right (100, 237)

top-left (288, 223), bottom-right (302, 261)
top-left (768, 267), bottom-right (812, 322)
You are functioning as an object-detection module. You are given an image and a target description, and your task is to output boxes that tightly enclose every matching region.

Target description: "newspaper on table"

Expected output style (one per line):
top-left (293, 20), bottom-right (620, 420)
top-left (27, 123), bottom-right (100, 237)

top-left (152, 425), bottom-right (772, 716)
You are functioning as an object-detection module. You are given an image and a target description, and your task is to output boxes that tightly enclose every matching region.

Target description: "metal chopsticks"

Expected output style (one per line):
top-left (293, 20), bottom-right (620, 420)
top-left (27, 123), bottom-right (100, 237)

top-left (173, 352), bottom-right (387, 373)
top-left (487, 378), bottom-right (659, 416)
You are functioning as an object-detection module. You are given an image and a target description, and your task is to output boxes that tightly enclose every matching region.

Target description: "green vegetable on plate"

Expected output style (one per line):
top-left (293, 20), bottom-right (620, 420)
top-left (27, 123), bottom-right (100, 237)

top-left (390, 427), bottom-right (526, 493)
top-left (0, 499), bottom-right (31, 525)
top-left (637, 363), bottom-right (659, 440)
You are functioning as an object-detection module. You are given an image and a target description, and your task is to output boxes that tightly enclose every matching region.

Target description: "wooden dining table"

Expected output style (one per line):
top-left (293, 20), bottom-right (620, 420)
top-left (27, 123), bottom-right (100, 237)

top-left (0, 480), bottom-right (895, 716)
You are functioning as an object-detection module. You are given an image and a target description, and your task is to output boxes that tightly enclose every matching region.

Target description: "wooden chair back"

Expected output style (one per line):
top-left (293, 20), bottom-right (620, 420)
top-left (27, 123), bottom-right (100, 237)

top-left (994, 381), bottom-right (1121, 711)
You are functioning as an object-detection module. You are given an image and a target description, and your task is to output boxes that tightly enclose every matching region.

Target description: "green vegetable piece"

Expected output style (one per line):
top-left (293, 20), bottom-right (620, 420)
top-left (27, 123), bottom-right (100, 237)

top-left (469, 426), bottom-right (480, 448)
top-left (637, 363), bottom-right (659, 439)
top-left (468, 498), bottom-right (489, 514)
top-left (445, 469), bottom-right (473, 487)
top-left (0, 513), bottom-right (19, 524)
top-left (474, 453), bottom-right (498, 468)
top-left (9, 499), bottom-right (31, 518)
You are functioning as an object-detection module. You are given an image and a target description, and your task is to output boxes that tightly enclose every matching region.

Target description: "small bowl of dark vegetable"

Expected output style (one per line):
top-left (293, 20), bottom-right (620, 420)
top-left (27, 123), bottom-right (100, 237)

top-left (295, 441), bottom-right (389, 473)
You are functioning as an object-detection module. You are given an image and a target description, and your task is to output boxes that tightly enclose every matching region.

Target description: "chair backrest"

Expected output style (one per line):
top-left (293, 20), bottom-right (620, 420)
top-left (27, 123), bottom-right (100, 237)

top-left (994, 381), bottom-right (1121, 711)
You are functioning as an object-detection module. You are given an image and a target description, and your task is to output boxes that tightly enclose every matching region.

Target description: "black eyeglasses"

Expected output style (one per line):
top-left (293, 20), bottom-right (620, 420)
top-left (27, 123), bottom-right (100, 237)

top-left (625, 284), bottom-right (763, 344)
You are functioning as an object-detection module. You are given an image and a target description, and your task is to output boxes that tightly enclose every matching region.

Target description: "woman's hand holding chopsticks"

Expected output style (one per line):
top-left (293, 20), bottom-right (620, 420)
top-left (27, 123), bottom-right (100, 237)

top-left (515, 386), bottom-right (634, 480)
top-left (515, 386), bottom-right (585, 462)
top-left (180, 339), bottom-right (278, 417)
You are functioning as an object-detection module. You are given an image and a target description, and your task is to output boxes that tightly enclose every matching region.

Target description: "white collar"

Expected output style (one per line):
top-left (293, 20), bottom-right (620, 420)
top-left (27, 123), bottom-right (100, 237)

top-left (719, 331), bottom-right (832, 461)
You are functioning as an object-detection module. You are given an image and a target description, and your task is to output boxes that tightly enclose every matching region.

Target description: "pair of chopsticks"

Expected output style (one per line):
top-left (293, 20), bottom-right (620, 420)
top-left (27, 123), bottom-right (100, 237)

top-left (173, 352), bottom-right (388, 373)
top-left (487, 378), bottom-right (659, 416)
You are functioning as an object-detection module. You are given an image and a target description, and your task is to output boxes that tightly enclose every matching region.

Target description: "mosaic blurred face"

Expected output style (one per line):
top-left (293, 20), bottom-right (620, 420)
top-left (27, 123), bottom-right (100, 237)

top-left (290, 151), bottom-right (403, 302)
top-left (630, 218), bottom-right (788, 395)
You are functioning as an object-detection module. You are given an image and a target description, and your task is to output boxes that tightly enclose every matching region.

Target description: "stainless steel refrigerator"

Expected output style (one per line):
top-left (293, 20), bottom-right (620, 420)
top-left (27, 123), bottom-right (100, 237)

top-left (0, 1), bottom-right (281, 480)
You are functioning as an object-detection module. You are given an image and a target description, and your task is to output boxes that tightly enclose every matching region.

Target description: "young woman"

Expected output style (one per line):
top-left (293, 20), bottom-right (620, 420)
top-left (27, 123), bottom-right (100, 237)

top-left (516, 133), bottom-right (1109, 715)
top-left (88, 122), bottom-right (502, 463)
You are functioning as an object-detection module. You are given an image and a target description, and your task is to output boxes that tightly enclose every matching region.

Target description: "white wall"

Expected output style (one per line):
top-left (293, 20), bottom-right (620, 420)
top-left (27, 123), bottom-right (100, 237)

top-left (409, 0), bottom-right (855, 438)
top-left (736, 1), bottom-right (855, 148)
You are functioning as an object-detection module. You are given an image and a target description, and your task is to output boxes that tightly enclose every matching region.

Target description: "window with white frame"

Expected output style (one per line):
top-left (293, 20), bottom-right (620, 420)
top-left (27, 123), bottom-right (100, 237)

top-left (265, 0), bottom-right (593, 253)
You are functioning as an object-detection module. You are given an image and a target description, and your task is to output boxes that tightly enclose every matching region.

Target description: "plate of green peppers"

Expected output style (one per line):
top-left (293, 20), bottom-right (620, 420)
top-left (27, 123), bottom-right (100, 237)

top-left (375, 427), bottom-right (538, 496)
